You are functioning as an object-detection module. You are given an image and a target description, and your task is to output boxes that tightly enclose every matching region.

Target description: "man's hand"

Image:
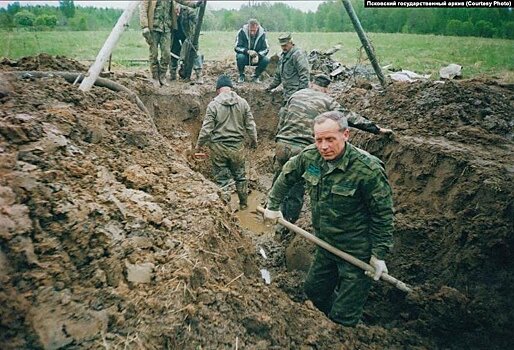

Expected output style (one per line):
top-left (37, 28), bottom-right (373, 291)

top-left (263, 208), bottom-right (283, 224)
top-left (247, 50), bottom-right (257, 58)
top-left (250, 140), bottom-right (258, 149)
top-left (378, 127), bottom-right (393, 135)
top-left (142, 27), bottom-right (152, 44)
top-left (368, 256), bottom-right (388, 281)
top-left (195, 0), bottom-right (204, 7)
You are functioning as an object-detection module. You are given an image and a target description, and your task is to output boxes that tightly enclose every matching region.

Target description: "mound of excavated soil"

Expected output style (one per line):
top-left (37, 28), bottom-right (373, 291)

top-left (0, 53), bottom-right (88, 73)
top-left (1, 55), bottom-right (513, 350)
top-left (1, 57), bottom-right (431, 350)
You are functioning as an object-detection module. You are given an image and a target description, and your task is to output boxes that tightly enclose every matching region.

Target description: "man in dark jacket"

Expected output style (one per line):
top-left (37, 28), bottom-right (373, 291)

top-left (234, 19), bottom-right (270, 83)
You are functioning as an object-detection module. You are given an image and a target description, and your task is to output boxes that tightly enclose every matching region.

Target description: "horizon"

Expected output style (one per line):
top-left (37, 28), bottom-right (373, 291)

top-left (0, 1), bottom-right (325, 12)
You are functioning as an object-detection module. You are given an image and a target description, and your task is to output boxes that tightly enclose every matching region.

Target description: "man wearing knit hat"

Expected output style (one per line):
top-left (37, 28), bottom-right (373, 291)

top-left (196, 75), bottom-right (258, 210)
top-left (265, 33), bottom-right (310, 103)
top-left (272, 73), bottom-right (393, 228)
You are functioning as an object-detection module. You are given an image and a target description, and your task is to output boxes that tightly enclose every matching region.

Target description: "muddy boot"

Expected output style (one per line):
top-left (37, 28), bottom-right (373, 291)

top-left (194, 69), bottom-right (204, 84)
top-left (236, 181), bottom-right (248, 210)
top-left (159, 73), bottom-right (169, 87)
top-left (168, 67), bottom-right (177, 82)
top-left (238, 73), bottom-right (245, 83)
top-left (151, 70), bottom-right (160, 88)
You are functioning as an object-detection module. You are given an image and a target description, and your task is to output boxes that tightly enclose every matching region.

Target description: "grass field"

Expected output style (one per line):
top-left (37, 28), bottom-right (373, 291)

top-left (1, 30), bottom-right (513, 81)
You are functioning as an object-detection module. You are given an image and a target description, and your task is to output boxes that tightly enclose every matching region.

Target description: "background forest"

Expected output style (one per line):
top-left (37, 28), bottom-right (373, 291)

top-left (1, 0), bottom-right (513, 39)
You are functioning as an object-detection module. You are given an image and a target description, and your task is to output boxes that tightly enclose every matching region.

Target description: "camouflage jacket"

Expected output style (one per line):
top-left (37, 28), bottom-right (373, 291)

top-left (276, 88), bottom-right (381, 147)
top-left (196, 91), bottom-right (257, 148)
top-left (269, 46), bottom-right (310, 101)
top-left (140, 0), bottom-right (197, 32)
top-left (177, 6), bottom-right (197, 38)
top-left (268, 143), bottom-right (394, 259)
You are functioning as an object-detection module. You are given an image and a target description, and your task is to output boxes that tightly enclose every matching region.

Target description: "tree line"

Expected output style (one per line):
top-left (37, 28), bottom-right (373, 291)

top-left (1, 0), bottom-right (512, 39)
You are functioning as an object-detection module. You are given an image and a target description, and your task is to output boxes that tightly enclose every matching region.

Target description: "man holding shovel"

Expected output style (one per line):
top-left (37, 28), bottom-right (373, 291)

top-left (264, 111), bottom-right (394, 326)
top-left (273, 73), bottom-right (393, 228)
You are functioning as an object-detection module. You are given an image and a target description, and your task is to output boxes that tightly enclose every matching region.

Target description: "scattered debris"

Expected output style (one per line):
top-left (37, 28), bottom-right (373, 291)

top-left (440, 63), bottom-right (463, 80)
top-left (389, 70), bottom-right (431, 83)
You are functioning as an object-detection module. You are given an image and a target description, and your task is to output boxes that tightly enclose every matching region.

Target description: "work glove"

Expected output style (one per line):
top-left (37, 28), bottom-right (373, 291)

top-left (263, 208), bottom-right (283, 224)
top-left (142, 27), bottom-right (152, 44)
top-left (195, 0), bottom-right (204, 7)
top-left (247, 50), bottom-right (257, 58)
top-left (368, 256), bottom-right (388, 281)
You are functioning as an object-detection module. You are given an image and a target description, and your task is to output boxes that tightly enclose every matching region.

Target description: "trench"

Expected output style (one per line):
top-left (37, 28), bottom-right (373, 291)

top-left (138, 83), bottom-right (514, 350)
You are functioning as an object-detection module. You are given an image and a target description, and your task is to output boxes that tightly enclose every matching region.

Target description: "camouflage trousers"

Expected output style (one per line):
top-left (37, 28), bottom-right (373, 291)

top-left (304, 248), bottom-right (372, 326)
top-left (210, 142), bottom-right (248, 206)
top-left (148, 30), bottom-right (171, 79)
top-left (272, 141), bottom-right (305, 223)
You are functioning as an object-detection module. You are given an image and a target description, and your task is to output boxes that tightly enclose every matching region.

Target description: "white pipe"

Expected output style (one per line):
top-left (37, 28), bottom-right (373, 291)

top-left (79, 1), bottom-right (140, 91)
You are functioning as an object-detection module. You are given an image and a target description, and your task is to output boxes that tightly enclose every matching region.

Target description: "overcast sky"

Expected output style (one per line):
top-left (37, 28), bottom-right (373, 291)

top-left (0, 1), bottom-right (325, 12)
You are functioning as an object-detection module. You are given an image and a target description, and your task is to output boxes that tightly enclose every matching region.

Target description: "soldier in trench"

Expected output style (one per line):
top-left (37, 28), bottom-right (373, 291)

top-left (273, 73), bottom-right (393, 231)
top-left (195, 75), bottom-right (258, 210)
top-left (264, 111), bottom-right (394, 326)
top-left (265, 33), bottom-right (310, 104)
top-left (140, 0), bottom-right (202, 87)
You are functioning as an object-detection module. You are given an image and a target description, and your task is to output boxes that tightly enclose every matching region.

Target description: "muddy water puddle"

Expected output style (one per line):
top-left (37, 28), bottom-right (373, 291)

top-left (230, 190), bottom-right (275, 285)
top-left (230, 190), bottom-right (274, 236)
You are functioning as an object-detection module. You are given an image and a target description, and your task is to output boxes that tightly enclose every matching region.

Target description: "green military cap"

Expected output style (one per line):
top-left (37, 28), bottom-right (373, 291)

top-left (313, 74), bottom-right (331, 87)
top-left (278, 33), bottom-right (292, 45)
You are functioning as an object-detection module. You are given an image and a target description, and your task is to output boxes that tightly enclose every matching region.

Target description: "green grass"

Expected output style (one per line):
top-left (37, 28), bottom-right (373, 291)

top-left (1, 30), bottom-right (513, 81)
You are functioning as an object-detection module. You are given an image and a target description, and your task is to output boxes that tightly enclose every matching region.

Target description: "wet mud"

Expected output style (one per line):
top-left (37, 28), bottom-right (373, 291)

top-left (0, 54), bottom-right (513, 349)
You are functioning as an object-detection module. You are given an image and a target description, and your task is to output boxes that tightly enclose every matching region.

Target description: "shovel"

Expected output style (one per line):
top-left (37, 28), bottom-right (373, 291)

top-left (256, 206), bottom-right (413, 293)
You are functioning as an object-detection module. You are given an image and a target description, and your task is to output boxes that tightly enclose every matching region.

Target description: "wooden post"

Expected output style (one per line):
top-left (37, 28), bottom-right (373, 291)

top-left (79, 1), bottom-right (140, 92)
top-left (341, 0), bottom-right (386, 88)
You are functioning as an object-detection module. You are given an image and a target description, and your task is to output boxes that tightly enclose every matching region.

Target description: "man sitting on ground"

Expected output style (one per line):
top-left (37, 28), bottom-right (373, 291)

top-left (234, 18), bottom-right (270, 83)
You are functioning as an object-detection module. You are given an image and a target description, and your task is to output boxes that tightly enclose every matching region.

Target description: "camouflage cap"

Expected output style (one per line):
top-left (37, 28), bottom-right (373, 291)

top-left (313, 74), bottom-right (331, 87)
top-left (278, 33), bottom-right (292, 45)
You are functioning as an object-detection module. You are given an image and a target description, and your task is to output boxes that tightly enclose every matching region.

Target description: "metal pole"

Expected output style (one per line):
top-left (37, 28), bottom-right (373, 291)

top-left (79, 1), bottom-right (140, 91)
top-left (341, 0), bottom-right (386, 88)
top-left (256, 206), bottom-right (412, 293)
